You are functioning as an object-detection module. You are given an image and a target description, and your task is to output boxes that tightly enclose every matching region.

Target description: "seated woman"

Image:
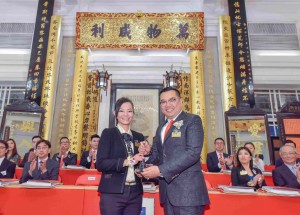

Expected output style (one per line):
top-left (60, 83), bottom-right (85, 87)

top-left (231, 147), bottom-right (266, 190)
top-left (0, 140), bottom-right (16, 178)
top-left (6, 138), bottom-right (21, 166)
top-left (244, 142), bottom-right (265, 172)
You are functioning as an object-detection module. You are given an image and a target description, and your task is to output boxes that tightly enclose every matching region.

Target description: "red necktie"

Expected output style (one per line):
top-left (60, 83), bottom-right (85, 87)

top-left (59, 155), bottom-right (64, 168)
top-left (164, 120), bottom-right (174, 139)
top-left (219, 153), bottom-right (226, 170)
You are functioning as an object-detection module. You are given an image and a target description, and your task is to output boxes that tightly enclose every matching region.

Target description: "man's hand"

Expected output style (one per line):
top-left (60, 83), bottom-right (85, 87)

top-left (59, 147), bottom-right (67, 157)
top-left (141, 166), bottom-right (160, 179)
top-left (225, 156), bottom-right (234, 166)
top-left (138, 141), bottom-right (151, 156)
top-left (89, 150), bottom-right (96, 158)
top-left (28, 151), bottom-right (36, 162)
top-left (29, 160), bottom-right (37, 176)
top-left (219, 157), bottom-right (226, 165)
top-left (296, 165), bottom-right (300, 183)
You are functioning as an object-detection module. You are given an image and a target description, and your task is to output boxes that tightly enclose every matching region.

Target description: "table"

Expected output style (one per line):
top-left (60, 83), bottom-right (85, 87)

top-left (1, 185), bottom-right (299, 215)
top-left (15, 168), bottom-right (274, 186)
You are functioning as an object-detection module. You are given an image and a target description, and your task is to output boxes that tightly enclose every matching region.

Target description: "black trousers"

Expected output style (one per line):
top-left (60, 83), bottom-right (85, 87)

top-left (100, 185), bottom-right (142, 215)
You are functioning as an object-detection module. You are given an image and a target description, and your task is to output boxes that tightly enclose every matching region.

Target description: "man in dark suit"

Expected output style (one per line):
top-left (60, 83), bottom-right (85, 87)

top-left (20, 140), bottom-right (59, 183)
top-left (141, 87), bottom-right (210, 215)
top-left (80, 134), bottom-right (100, 169)
top-left (275, 140), bottom-right (300, 167)
top-left (0, 140), bottom-right (16, 178)
top-left (19, 135), bottom-right (41, 167)
top-left (272, 144), bottom-right (300, 189)
top-left (206, 137), bottom-right (233, 172)
top-left (52, 137), bottom-right (77, 167)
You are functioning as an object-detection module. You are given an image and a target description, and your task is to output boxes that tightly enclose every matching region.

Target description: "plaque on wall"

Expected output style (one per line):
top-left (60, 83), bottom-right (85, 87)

top-left (225, 104), bottom-right (273, 165)
top-left (277, 102), bottom-right (300, 157)
top-left (0, 100), bottom-right (45, 157)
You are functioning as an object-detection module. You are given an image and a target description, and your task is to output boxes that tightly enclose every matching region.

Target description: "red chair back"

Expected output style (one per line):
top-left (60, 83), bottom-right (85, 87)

top-left (75, 174), bottom-right (101, 186)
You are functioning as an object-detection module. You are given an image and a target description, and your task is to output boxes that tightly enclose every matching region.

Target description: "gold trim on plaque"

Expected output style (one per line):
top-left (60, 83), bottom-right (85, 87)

top-left (190, 51), bottom-right (208, 163)
top-left (40, 15), bottom-right (62, 140)
top-left (68, 49), bottom-right (88, 157)
top-left (219, 16), bottom-right (237, 111)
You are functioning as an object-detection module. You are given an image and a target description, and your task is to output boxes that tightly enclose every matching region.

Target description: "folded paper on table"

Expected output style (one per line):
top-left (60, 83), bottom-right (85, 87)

top-left (0, 179), bottom-right (19, 187)
top-left (217, 185), bottom-right (256, 194)
top-left (23, 180), bottom-right (61, 188)
top-left (262, 186), bottom-right (300, 196)
top-left (64, 165), bottom-right (86, 170)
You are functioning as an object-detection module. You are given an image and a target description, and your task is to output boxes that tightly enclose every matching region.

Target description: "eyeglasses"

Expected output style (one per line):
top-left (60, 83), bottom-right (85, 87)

top-left (160, 97), bottom-right (179, 107)
top-left (0, 146), bottom-right (6, 150)
top-left (36, 147), bottom-right (49, 150)
top-left (281, 152), bottom-right (297, 157)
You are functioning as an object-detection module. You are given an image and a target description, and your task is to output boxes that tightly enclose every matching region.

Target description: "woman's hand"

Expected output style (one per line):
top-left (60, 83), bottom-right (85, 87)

top-left (254, 173), bottom-right (264, 187)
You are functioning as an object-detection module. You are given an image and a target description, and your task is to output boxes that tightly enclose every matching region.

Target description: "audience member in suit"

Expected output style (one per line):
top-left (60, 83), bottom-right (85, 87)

top-left (52, 137), bottom-right (77, 167)
top-left (97, 97), bottom-right (146, 215)
top-left (244, 142), bottom-right (265, 172)
top-left (0, 140), bottom-right (16, 178)
top-left (275, 140), bottom-right (300, 167)
top-left (80, 134), bottom-right (100, 169)
top-left (19, 136), bottom-right (41, 167)
top-left (206, 137), bottom-right (233, 172)
top-left (140, 87), bottom-right (210, 215)
top-left (6, 138), bottom-right (21, 166)
top-left (231, 147), bottom-right (266, 190)
top-left (20, 140), bottom-right (59, 183)
top-left (272, 145), bottom-right (300, 189)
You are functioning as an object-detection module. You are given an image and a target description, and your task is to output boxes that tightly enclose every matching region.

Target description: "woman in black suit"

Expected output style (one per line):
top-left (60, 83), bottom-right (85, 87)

top-left (96, 97), bottom-right (147, 215)
top-left (231, 147), bottom-right (266, 190)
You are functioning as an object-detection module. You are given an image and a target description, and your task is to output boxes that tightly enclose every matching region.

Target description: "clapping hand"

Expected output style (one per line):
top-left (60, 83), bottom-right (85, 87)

top-left (28, 151), bottom-right (36, 162)
top-left (29, 159), bottom-right (37, 176)
top-left (225, 155), bottom-right (234, 166)
top-left (296, 165), bottom-right (300, 183)
top-left (254, 174), bottom-right (264, 187)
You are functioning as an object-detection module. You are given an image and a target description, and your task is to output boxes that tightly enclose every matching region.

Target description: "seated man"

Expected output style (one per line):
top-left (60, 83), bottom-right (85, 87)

top-left (20, 140), bottom-right (59, 183)
top-left (80, 134), bottom-right (100, 169)
top-left (275, 140), bottom-right (300, 167)
top-left (0, 140), bottom-right (16, 178)
top-left (272, 145), bottom-right (300, 189)
top-left (206, 137), bottom-right (233, 172)
top-left (52, 137), bottom-right (77, 167)
top-left (19, 136), bottom-right (41, 167)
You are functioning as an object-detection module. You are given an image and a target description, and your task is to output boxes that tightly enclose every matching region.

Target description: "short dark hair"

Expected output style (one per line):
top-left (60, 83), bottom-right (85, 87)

top-left (91, 134), bottom-right (100, 141)
top-left (159, 87), bottom-right (181, 97)
top-left (236, 146), bottom-right (253, 168)
top-left (0, 140), bottom-right (8, 149)
top-left (114, 97), bottom-right (134, 124)
top-left (32, 135), bottom-right (41, 141)
top-left (214, 137), bottom-right (225, 144)
top-left (35, 139), bottom-right (51, 149)
top-left (284, 139), bottom-right (296, 148)
top-left (60, 137), bottom-right (69, 143)
top-left (244, 142), bottom-right (255, 149)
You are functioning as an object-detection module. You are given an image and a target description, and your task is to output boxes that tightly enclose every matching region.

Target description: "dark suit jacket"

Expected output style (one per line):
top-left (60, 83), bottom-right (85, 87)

top-left (272, 164), bottom-right (300, 189)
top-left (80, 150), bottom-right (96, 169)
top-left (19, 148), bottom-right (34, 167)
top-left (275, 157), bottom-right (300, 168)
top-left (52, 151), bottom-right (77, 166)
top-left (0, 158), bottom-right (16, 178)
top-left (206, 151), bottom-right (230, 172)
top-left (231, 166), bottom-right (266, 189)
top-left (147, 111), bottom-right (210, 207)
top-left (97, 127), bottom-right (144, 194)
top-left (20, 158), bottom-right (59, 183)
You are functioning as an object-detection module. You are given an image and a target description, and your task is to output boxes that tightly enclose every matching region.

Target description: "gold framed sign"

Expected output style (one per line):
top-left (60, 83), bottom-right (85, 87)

top-left (76, 12), bottom-right (204, 50)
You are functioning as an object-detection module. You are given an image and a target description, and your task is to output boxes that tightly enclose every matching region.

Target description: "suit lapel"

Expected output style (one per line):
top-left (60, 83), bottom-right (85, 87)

top-left (282, 164), bottom-right (297, 179)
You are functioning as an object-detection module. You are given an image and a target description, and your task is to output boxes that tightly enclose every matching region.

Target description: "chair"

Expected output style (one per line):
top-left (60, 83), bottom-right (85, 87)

top-left (75, 174), bottom-right (101, 186)
top-left (205, 179), bottom-right (212, 190)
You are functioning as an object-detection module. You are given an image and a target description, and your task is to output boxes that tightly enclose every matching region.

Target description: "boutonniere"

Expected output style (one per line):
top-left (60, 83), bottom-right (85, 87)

top-left (173, 120), bottom-right (183, 130)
